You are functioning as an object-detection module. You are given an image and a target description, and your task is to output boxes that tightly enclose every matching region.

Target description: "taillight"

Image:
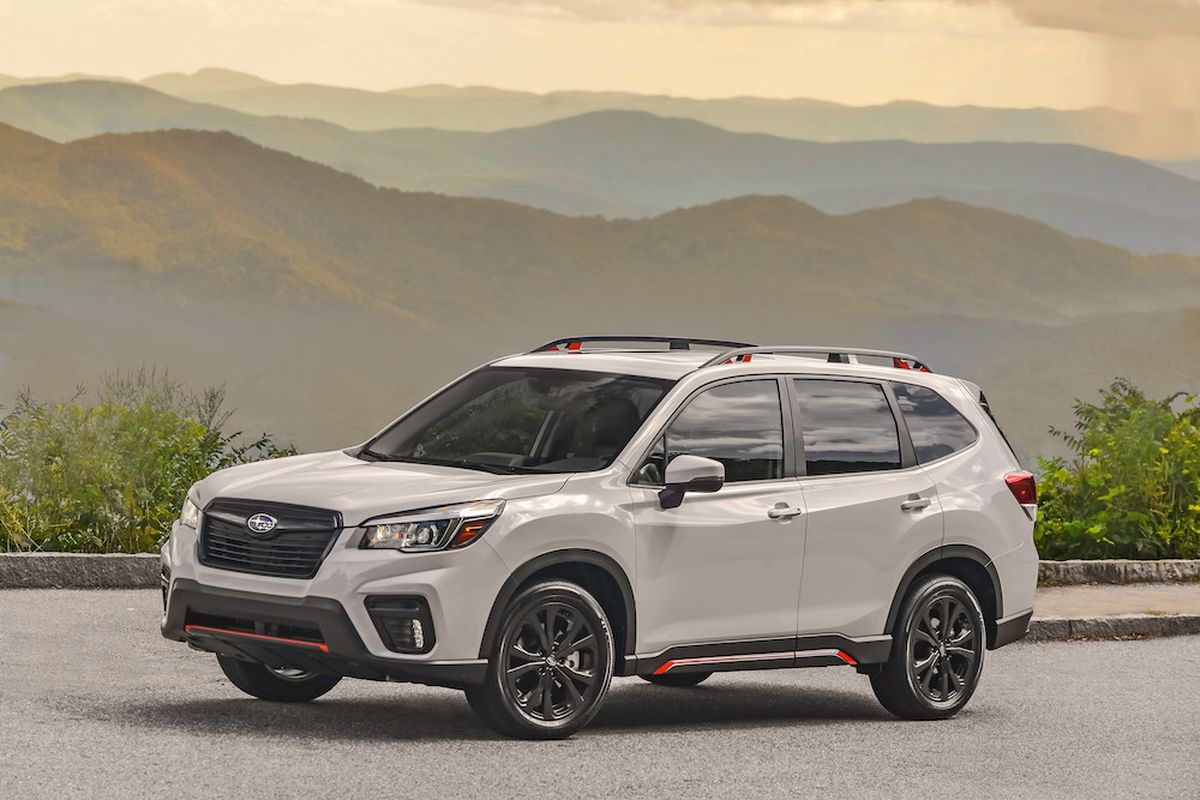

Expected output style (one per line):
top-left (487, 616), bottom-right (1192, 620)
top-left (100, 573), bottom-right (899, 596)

top-left (1005, 472), bottom-right (1037, 505)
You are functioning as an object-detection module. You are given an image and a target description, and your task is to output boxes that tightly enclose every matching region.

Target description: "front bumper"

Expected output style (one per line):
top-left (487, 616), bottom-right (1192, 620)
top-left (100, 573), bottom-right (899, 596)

top-left (161, 515), bottom-right (511, 681)
top-left (162, 578), bottom-right (487, 688)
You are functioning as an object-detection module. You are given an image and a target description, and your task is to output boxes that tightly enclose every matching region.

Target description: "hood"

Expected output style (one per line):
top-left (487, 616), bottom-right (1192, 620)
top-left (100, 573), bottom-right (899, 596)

top-left (193, 450), bottom-right (570, 527)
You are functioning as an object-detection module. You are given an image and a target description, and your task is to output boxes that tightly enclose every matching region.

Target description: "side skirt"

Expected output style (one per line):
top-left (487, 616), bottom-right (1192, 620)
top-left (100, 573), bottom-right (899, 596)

top-left (624, 634), bottom-right (892, 677)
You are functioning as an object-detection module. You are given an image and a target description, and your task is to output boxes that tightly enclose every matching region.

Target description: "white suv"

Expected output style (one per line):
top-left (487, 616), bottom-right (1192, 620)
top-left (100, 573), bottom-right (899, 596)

top-left (161, 336), bottom-right (1037, 739)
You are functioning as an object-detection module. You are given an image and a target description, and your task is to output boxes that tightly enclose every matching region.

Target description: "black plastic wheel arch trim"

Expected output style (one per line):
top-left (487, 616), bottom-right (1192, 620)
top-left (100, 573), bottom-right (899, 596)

top-left (163, 578), bottom-right (486, 688)
top-left (478, 549), bottom-right (637, 670)
top-left (883, 544), bottom-right (1004, 645)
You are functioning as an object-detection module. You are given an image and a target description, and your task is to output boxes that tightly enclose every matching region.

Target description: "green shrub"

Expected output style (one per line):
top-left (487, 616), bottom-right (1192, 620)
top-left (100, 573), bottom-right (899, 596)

top-left (1035, 378), bottom-right (1200, 559)
top-left (0, 369), bottom-right (294, 553)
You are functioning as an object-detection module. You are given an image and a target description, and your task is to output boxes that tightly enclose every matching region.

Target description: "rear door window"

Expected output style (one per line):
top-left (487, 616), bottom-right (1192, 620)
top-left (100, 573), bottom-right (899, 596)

top-left (792, 379), bottom-right (902, 476)
top-left (892, 382), bottom-right (978, 463)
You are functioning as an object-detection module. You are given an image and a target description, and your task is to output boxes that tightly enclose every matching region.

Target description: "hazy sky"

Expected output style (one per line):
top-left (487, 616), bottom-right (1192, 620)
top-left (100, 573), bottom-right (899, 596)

top-left (2, 0), bottom-right (1196, 109)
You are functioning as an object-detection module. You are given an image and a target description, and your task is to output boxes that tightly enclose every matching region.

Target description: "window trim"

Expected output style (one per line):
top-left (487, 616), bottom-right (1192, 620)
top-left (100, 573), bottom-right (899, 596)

top-left (788, 375), bottom-right (914, 479)
top-left (627, 375), bottom-right (795, 489)
top-left (889, 380), bottom-right (981, 467)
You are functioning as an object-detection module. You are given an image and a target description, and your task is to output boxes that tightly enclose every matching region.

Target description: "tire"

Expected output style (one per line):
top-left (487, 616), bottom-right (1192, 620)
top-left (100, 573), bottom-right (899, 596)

top-left (217, 655), bottom-right (341, 702)
top-left (870, 574), bottom-right (986, 720)
top-left (640, 671), bottom-right (713, 688)
top-left (466, 580), bottom-right (615, 739)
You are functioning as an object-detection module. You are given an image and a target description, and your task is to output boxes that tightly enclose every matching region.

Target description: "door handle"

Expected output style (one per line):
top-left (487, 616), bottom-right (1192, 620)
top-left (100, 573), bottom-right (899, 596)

top-left (900, 496), bottom-right (932, 512)
top-left (767, 505), bottom-right (804, 520)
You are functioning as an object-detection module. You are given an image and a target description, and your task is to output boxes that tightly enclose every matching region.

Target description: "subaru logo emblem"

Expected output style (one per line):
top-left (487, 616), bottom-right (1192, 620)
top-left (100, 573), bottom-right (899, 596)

top-left (246, 513), bottom-right (278, 536)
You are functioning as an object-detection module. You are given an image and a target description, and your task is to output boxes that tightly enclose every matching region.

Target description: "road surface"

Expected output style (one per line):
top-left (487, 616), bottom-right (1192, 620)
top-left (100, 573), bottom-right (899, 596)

top-left (2, 589), bottom-right (1196, 799)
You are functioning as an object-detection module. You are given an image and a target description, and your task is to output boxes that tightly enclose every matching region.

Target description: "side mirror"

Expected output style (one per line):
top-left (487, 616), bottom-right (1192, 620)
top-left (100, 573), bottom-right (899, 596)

top-left (658, 454), bottom-right (725, 510)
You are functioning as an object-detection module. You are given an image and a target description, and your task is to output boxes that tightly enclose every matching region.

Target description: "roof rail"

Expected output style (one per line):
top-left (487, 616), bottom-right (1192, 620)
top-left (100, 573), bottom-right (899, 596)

top-left (534, 336), bottom-right (758, 353)
top-left (700, 346), bottom-right (933, 372)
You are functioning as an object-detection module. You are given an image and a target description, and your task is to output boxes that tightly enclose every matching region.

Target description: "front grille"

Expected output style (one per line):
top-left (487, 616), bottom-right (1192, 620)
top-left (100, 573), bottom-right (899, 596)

top-left (199, 498), bottom-right (342, 579)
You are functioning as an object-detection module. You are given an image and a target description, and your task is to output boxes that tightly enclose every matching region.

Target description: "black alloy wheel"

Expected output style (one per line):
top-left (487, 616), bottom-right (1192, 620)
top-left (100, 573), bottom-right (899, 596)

top-left (870, 574), bottom-right (986, 720)
top-left (908, 592), bottom-right (980, 706)
top-left (503, 602), bottom-right (602, 721)
top-left (466, 580), bottom-right (614, 739)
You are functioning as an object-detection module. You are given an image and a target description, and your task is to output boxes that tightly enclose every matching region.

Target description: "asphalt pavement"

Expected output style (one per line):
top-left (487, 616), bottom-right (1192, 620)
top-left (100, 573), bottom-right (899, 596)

top-left (2, 589), bottom-right (1197, 799)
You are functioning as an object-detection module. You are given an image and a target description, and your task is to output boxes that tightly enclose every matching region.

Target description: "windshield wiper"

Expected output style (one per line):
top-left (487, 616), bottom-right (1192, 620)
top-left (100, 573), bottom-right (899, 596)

top-left (362, 452), bottom-right (530, 475)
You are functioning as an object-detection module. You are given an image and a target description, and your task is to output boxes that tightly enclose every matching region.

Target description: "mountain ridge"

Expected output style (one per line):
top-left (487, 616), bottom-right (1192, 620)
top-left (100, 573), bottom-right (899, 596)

top-left (4, 82), bottom-right (1199, 256)
top-left (3, 125), bottom-right (1200, 457)
top-left (2, 69), bottom-right (1196, 158)
top-left (4, 124), bottom-right (1198, 321)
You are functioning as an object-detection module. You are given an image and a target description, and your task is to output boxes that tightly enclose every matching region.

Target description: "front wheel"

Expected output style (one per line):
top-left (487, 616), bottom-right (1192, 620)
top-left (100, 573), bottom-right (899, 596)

top-left (217, 655), bottom-right (341, 702)
top-left (466, 580), bottom-right (615, 739)
top-left (870, 574), bottom-right (986, 720)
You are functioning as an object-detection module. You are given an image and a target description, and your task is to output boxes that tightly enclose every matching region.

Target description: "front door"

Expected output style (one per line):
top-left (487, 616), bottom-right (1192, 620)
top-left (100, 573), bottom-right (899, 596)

top-left (630, 377), bottom-right (807, 654)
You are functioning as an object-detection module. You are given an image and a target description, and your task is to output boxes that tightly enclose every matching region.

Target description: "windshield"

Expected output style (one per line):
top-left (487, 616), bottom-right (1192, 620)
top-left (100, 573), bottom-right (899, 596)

top-left (361, 367), bottom-right (674, 474)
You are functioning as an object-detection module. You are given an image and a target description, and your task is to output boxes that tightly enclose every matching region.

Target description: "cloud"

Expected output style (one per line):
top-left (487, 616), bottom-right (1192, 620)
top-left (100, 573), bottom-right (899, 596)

top-left (995, 0), bottom-right (1200, 37)
top-left (424, 0), bottom-right (1200, 37)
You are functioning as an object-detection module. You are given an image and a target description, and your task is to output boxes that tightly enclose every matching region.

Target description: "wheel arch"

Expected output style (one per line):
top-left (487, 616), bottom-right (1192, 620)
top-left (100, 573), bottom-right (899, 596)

top-left (478, 549), bottom-right (637, 668)
top-left (886, 545), bottom-right (1003, 648)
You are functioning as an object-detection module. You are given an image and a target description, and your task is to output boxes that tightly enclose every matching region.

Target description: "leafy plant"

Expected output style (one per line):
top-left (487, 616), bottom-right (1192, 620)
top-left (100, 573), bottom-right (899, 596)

top-left (1035, 378), bottom-right (1200, 559)
top-left (0, 368), bottom-right (294, 553)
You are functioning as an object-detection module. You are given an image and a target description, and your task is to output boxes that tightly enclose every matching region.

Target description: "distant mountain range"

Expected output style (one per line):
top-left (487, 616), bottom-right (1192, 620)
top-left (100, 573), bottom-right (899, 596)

top-left (3, 81), bottom-right (1199, 256)
top-left (1, 68), bottom-right (1197, 160)
top-left (3, 123), bottom-right (1199, 456)
top-left (1156, 161), bottom-right (1200, 181)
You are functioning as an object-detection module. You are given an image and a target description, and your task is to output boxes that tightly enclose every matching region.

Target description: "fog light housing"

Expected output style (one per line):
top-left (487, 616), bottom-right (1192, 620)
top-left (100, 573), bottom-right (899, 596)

top-left (365, 596), bottom-right (435, 654)
top-left (160, 564), bottom-right (171, 612)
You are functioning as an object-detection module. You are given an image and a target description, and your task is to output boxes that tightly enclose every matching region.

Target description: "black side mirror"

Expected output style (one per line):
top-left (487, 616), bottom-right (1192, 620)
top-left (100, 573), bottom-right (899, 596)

top-left (658, 455), bottom-right (725, 510)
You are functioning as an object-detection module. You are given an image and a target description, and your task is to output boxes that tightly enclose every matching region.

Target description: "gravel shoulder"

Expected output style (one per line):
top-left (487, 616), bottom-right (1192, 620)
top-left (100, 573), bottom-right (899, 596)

top-left (1035, 582), bottom-right (1200, 618)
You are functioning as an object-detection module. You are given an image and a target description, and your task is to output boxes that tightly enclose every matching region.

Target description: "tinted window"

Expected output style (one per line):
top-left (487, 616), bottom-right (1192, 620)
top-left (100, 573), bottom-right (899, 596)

top-left (793, 379), bottom-right (901, 475)
top-left (893, 382), bottom-right (977, 463)
top-left (664, 380), bottom-right (785, 483)
top-left (365, 367), bottom-right (671, 473)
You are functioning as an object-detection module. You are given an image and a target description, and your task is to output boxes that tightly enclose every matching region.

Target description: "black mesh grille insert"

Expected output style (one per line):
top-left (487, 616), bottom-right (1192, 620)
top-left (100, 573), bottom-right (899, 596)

top-left (199, 499), bottom-right (342, 579)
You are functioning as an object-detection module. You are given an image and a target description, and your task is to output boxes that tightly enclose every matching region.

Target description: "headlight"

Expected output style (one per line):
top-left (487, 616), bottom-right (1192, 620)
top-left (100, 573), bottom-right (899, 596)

top-left (179, 496), bottom-right (201, 529)
top-left (360, 500), bottom-right (504, 552)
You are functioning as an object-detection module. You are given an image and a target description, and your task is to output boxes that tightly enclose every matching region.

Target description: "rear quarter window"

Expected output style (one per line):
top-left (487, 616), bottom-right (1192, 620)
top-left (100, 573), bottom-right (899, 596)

top-left (892, 382), bottom-right (978, 463)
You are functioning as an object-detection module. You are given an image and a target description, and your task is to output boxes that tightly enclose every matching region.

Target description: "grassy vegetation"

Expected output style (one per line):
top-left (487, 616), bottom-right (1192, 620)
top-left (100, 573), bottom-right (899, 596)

top-left (0, 369), bottom-right (293, 553)
top-left (1035, 379), bottom-right (1200, 560)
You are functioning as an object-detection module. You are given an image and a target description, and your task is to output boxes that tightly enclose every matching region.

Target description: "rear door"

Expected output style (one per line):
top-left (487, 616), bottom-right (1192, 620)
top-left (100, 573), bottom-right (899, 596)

top-left (791, 377), bottom-right (944, 639)
top-left (630, 377), bottom-right (808, 654)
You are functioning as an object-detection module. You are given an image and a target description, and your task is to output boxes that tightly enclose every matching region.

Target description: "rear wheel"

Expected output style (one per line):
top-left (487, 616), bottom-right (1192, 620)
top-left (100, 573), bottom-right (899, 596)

top-left (870, 574), bottom-right (986, 720)
top-left (217, 655), bottom-right (341, 702)
top-left (466, 580), bottom-right (615, 739)
top-left (640, 671), bottom-right (713, 688)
